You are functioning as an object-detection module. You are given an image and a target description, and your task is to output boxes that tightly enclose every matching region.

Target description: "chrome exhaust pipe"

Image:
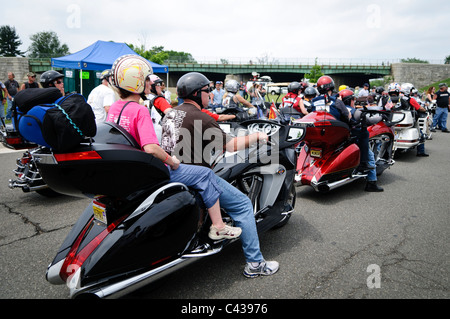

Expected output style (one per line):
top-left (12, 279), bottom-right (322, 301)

top-left (312, 173), bottom-right (367, 193)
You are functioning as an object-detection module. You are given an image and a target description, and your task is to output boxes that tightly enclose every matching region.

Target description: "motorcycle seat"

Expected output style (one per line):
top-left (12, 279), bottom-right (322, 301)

top-left (94, 122), bottom-right (141, 149)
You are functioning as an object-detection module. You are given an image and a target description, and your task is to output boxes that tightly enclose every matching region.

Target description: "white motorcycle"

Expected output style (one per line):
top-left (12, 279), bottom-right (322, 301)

top-left (392, 108), bottom-right (422, 154)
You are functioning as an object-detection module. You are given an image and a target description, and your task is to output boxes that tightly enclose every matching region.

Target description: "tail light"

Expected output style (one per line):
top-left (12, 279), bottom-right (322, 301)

top-left (59, 215), bottom-right (126, 283)
top-left (54, 151), bottom-right (102, 162)
top-left (6, 137), bottom-right (23, 145)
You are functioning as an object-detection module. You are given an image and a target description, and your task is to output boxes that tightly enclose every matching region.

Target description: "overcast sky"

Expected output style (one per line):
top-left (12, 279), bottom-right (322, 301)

top-left (4, 0), bottom-right (450, 64)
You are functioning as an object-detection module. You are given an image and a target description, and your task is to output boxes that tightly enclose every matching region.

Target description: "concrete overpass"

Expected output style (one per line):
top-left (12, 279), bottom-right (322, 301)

top-left (2, 58), bottom-right (449, 93)
top-left (164, 62), bottom-right (391, 88)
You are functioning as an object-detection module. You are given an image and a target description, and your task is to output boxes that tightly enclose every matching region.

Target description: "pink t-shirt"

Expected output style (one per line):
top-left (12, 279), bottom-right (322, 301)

top-left (107, 100), bottom-right (159, 149)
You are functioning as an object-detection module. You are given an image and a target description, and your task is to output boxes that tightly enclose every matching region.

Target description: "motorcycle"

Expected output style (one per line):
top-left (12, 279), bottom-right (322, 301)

top-left (39, 119), bottom-right (305, 298)
top-left (293, 109), bottom-right (401, 192)
top-left (1, 116), bottom-right (60, 197)
top-left (391, 107), bottom-right (423, 155)
top-left (417, 99), bottom-right (434, 140)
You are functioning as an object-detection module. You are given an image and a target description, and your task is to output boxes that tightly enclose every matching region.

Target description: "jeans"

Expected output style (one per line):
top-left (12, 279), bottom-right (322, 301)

top-left (0, 100), bottom-right (5, 119)
top-left (6, 97), bottom-right (13, 119)
top-left (367, 149), bottom-right (377, 182)
top-left (417, 129), bottom-right (426, 154)
top-left (214, 175), bottom-right (264, 263)
top-left (432, 107), bottom-right (448, 130)
top-left (168, 164), bottom-right (222, 210)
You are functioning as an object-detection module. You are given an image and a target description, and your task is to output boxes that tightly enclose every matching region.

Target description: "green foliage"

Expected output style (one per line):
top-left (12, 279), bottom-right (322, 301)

top-left (304, 58), bottom-right (324, 83)
top-left (127, 44), bottom-right (196, 64)
top-left (0, 25), bottom-right (25, 57)
top-left (28, 31), bottom-right (69, 58)
top-left (420, 78), bottom-right (450, 92)
top-left (400, 57), bottom-right (429, 64)
top-left (445, 55), bottom-right (450, 64)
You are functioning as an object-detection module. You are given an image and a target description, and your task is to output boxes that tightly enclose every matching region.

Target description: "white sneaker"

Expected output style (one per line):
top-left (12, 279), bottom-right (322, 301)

top-left (208, 224), bottom-right (242, 240)
top-left (243, 260), bottom-right (279, 278)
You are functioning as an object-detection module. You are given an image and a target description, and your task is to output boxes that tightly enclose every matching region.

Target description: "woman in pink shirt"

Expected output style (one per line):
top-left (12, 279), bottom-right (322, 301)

top-left (107, 55), bottom-right (241, 240)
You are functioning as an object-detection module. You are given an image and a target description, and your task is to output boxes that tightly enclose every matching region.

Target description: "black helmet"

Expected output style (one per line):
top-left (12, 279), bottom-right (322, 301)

top-left (40, 70), bottom-right (64, 88)
top-left (304, 86), bottom-right (317, 98)
top-left (177, 72), bottom-right (210, 98)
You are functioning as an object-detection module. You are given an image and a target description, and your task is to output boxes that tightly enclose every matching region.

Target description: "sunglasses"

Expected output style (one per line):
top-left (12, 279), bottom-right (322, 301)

top-left (198, 88), bottom-right (210, 94)
top-left (55, 80), bottom-right (63, 84)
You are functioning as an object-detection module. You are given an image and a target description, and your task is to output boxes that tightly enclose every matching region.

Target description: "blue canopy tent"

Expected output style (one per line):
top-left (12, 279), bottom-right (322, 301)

top-left (51, 40), bottom-right (169, 94)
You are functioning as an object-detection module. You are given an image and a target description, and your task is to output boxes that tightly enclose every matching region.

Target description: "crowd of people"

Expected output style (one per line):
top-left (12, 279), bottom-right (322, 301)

top-left (2, 60), bottom-right (449, 279)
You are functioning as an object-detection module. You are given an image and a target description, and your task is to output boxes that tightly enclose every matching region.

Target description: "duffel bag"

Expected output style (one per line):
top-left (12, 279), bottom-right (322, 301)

top-left (14, 88), bottom-right (63, 113)
top-left (18, 104), bottom-right (56, 148)
top-left (42, 93), bottom-right (97, 152)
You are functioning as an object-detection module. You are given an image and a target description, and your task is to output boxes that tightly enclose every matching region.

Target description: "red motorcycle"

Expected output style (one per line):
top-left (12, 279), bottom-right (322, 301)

top-left (293, 109), bottom-right (400, 192)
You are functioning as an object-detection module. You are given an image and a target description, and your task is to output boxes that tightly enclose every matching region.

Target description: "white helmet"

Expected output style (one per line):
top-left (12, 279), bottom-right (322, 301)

top-left (149, 74), bottom-right (163, 85)
top-left (225, 79), bottom-right (239, 93)
top-left (111, 54), bottom-right (153, 94)
top-left (400, 83), bottom-right (414, 96)
top-left (387, 82), bottom-right (401, 94)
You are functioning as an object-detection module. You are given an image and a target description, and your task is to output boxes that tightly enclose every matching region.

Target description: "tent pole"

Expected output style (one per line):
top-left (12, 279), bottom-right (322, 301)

top-left (80, 69), bottom-right (83, 96)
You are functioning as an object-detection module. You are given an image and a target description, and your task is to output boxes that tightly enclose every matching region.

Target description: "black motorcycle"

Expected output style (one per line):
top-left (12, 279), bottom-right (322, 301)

top-left (39, 119), bottom-right (305, 298)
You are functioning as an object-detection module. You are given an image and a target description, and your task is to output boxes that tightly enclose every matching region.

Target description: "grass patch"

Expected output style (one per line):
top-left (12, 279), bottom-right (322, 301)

top-left (420, 78), bottom-right (450, 92)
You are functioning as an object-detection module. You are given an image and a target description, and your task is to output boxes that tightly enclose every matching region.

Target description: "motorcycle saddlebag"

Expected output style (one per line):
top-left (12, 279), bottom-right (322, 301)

top-left (18, 104), bottom-right (56, 148)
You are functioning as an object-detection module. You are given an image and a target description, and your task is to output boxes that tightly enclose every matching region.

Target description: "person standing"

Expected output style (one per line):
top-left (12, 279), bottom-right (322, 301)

top-left (87, 69), bottom-right (116, 124)
top-left (20, 72), bottom-right (40, 90)
top-left (4, 72), bottom-right (21, 120)
top-left (0, 81), bottom-right (7, 121)
top-left (210, 81), bottom-right (225, 112)
top-left (358, 83), bottom-right (370, 98)
top-left (431, 83), bottom-right (450, 133)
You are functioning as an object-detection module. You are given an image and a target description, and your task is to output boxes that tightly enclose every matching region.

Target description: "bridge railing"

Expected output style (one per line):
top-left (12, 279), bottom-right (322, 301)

top-left (165, 56), bottom-right (445, 66)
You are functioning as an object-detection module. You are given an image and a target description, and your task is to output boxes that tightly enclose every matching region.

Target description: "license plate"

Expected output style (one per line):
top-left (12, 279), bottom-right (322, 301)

top-left (93, 200), bottom-right (107, 224)
top-left (310, 148), bottom-right (322, 158)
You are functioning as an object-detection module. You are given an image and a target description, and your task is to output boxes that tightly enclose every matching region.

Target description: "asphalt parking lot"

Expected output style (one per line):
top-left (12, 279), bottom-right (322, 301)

top-left (0, 131), bottom-right (449, 300)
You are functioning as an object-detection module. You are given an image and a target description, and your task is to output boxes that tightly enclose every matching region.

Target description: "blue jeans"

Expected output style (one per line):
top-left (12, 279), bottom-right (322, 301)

top-left (0, 100), bottom-right (5, 119)
top-left (6, 97), bottom-right (13, 119)
top-left (214, 175), bottom-right (264, 263)
top-left (367, 149), bottom-right (377, 182)
top-left (432, 107), bottom-right (448, 130)
top-left (168, 164), bottom-right (222, 209)
top-left (417, 129), bottom-right (426, 154)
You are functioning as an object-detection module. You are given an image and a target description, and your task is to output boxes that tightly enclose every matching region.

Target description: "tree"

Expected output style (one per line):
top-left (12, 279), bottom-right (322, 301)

top-left (304, 58), bottom-right (324, 83)
top-left (445, 55), bottom-right (450, 64)
top-left (400, 57), bottom-right (429, 64)
top-left (0, 25), bottom-right (25, 57)
top-left (127, 44), bottom-right (196, 64)
top-left (28, 31), bottom-right (70, 58)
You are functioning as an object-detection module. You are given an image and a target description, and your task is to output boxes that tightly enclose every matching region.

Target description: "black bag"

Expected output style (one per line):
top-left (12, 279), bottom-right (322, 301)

top-left (14, 88), bottom-right (63, 113)
top-left (41, 93), bottom-right (97, 152)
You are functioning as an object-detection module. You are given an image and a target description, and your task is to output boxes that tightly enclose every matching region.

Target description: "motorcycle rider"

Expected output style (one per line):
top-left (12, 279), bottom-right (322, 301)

top-left (222, 79), bottom-right (256, 110)
top-left (161, 71), bottom-right (280, 278)
top-left (311, 75), bottom-right (375, 172)
top-left (339, 89), bottom-right (383, 192)
top-left (107, 55), bottom-right (242, 241)
top-left (302, 86), bottom-right (317, 113)
top-left (280, 81), bottom-right (308, 116)
top-left (40, 70), bottom-right (65, 96)
top-left (383, 83), bottom-right (429, 157)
